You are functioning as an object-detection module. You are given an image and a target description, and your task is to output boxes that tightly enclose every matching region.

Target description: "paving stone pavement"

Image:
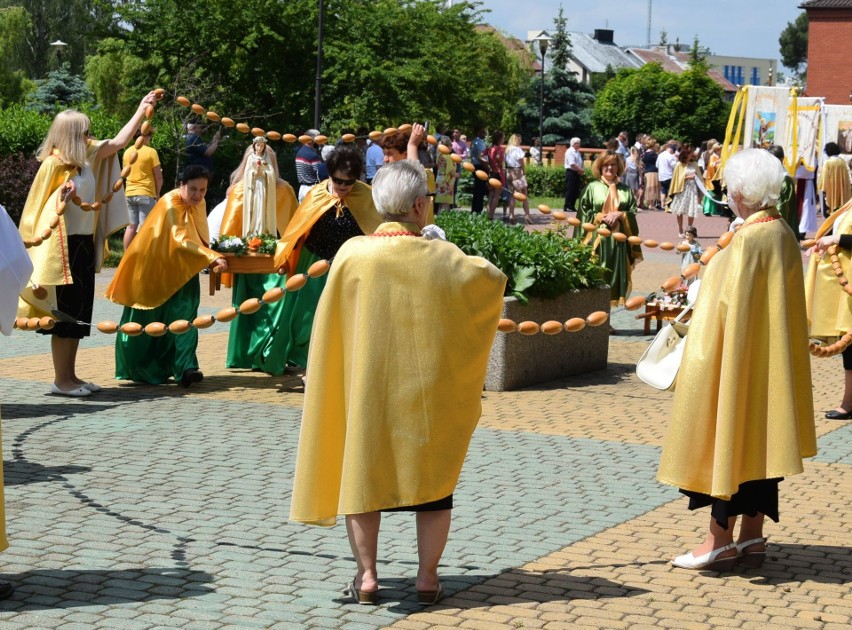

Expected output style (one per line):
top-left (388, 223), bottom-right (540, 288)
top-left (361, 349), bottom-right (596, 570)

top-left (0, 210), bottom-right (849, 629)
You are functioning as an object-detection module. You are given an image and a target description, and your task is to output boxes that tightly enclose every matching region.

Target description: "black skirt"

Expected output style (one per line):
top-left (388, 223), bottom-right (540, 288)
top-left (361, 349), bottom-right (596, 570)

top-left (681, 478), bottom-right (782, 530)
top-left (38, 235), bottom-right (95, 339)
top-left (382, 494), bottom-right (453, 513)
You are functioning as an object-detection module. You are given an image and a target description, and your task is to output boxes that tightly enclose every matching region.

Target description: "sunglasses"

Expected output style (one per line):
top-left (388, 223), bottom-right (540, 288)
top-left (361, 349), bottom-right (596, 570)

top-left (331, 176), bottom-right (357, 186)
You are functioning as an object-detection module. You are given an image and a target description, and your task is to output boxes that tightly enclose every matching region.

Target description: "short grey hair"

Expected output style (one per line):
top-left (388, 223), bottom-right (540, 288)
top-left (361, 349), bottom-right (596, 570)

top-left (724, 149), bottom-right (786, 210)
top-left (371, 160), bottom-right (428, 219)
top-left (571, 137), bottom-right (581, 145)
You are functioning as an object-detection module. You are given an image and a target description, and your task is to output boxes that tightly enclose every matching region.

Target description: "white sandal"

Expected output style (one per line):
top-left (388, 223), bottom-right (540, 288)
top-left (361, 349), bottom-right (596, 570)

top-left (50, 383), bottom-right (91, 397)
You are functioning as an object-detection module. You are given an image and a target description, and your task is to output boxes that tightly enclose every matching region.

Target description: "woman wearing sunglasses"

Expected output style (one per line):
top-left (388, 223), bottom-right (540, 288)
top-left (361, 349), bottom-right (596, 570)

top-left (259, 146), bottom-right (382, 375)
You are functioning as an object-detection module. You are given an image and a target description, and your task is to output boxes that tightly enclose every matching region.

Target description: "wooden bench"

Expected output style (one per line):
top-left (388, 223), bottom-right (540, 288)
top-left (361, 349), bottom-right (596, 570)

top-left (635, 302), bottom-right (692, 335)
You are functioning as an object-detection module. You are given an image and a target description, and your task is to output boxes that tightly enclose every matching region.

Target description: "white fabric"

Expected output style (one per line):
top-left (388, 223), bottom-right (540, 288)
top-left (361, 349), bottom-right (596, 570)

top-left (784, 97), bottom-right (822, 171)
top-left (207, 198), bottom-right (227, 242)
top-left (822, 104), bottom-right (852, 161)
top-left (0, 204), bottom-right (33, 335)
top-left (744, 86), bottom-right (791, 151)
top-left (242, 153), bottom-right (277, 235)
top-left (505, 146), bottom-right (525, 168)
top-left (796, 164), bottom-right (817, 233)
top-left (65, 165), bottom-right (96, 235)
top-left (656, 151), bottom-right (677, 181)
top-left (565, 147), bottom-right (583, 171)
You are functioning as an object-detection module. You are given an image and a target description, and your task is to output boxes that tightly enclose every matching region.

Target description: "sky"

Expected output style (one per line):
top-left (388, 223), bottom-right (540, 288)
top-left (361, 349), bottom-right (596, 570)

top-left (476, 0), bottom-right (804, 65)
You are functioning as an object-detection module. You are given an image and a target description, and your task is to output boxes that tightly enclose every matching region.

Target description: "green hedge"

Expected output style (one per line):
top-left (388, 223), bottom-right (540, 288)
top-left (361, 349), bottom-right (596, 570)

top-left (435, 210), bottom-right (606, 303)
top-left (452, 165), bottom-right (594, 207)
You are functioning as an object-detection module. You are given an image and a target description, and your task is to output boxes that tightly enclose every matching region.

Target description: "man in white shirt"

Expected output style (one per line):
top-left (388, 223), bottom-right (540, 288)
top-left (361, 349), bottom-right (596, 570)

top-left (563, 137), bottom-right (584, 212)
top-left (656, 142), bottom-right (679, 209)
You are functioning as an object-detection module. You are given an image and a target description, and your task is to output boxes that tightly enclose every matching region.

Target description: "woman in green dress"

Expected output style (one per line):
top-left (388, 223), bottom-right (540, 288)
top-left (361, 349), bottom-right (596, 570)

top-left (258, 147), bottom-right (382, 375)
top-left (575, 150), bottom-right (642, 306)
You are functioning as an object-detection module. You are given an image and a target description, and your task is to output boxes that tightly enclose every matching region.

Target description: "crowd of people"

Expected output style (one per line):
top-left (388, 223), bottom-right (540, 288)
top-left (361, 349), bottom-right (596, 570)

top-left (1, 97), bottom-right (849, 605)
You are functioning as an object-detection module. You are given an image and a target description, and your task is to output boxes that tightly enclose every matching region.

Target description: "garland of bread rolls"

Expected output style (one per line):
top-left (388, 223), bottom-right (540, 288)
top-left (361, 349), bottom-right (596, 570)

top-left (799, 240), bottom-right (852, 358)
top-left (23, 89), bottom-right (166, 249)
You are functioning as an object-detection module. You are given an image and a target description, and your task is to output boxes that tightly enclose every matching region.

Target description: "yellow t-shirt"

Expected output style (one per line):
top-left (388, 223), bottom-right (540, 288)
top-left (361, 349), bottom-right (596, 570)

top-left (123, 145), bottom-right (161, 197)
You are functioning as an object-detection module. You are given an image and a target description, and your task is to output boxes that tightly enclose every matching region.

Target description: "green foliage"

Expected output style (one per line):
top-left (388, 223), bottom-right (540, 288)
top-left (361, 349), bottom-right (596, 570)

top-left (779, 12), bottom-right (808, 83)
top-left (0, 104), bottom-right (51, 155)
top-left (591, 63), bottom-right (730, 145)
top-left (525, 165), bottom-right (592, 198)
top-left (85, 38), bottom-right (149, 119)
top-left (0, 6), bottom-right (32, 105)
top-left (435, 211), bottom-right (606, 303)
top-left (27, 63), bottom-right (93, 113)
top-left (516, 5), bottom-right (595, 145)
top-left (0, 151), bottom-right (40, 223)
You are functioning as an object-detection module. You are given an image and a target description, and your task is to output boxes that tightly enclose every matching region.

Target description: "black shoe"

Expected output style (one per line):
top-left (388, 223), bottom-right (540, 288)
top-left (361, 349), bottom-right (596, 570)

top-left (180, 369), bottom-right (204, 388)
top-left (825, 408), bottom-right (852, 420)
top-left (0, 580), bottom-right (14, 600)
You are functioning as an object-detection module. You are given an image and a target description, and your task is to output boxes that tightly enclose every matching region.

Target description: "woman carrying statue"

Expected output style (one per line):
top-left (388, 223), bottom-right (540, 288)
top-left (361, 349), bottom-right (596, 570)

top-left (574, 151), bottom-right (642, 306)
top-left (257, 146), bottom-right (382, 375)
top-left (219, 137), bottom-right (297, 369)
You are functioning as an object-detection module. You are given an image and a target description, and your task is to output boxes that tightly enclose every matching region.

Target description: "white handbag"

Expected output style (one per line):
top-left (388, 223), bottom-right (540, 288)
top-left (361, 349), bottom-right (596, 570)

top-left (635, 302), bottom-right (694, 391)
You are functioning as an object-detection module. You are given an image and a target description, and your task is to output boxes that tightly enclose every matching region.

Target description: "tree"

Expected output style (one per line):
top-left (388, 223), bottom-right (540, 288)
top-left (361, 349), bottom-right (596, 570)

top-left (0, 6), bottom-right (33, 105)
top-left (515, 5), bottom-right (595, 145)
top-left (26, 63), bottom-right (93, 113)
top-left (779, 11), bottom-right (808, 83)
top-left (591, 63), bottom-right (730, 144)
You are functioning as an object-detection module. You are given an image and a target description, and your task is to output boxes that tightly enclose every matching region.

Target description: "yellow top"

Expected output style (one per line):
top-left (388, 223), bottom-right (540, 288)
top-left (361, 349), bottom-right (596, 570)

top-left (289, 222), bottom-right (507, 525)
top-left (817, 156), bottom-right (851, 213)
top-left (17, 142), bottom-right (129, 317)
top-left (805, 199), bottom-right (852, 338)
top-left (272, 179), bottom-right (382, 274)
top-left (105, 189), bottom-right (220, 309)
top-left (123, 145), bottom-right (161, 197)
top-left (668, 162), bottom-right (702, 198)
top-left (658, 209), bottom-right (816, 499)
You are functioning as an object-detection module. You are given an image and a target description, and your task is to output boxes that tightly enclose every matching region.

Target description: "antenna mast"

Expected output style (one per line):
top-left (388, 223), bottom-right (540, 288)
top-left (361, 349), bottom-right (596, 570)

top-left (646, 0), bottom-right (652, 47)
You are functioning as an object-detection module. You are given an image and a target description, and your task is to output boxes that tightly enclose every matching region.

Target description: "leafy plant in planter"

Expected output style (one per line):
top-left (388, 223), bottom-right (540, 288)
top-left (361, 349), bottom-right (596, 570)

top-left (435, 211), bottom-right (606, 303)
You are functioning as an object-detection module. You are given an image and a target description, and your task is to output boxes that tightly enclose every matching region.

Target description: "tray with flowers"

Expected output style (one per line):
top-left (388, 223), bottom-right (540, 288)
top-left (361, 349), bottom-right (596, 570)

top-left (208, 233), bottom-right (278, 294)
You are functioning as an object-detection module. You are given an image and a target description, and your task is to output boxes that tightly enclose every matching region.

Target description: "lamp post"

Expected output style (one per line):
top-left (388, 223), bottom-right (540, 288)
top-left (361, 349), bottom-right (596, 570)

top-left (314, 0), bottom-right (325, 130)
top-left (50, 40), bottom-right (68, 69)
top-left (533, 33), bottom-right (551, 150)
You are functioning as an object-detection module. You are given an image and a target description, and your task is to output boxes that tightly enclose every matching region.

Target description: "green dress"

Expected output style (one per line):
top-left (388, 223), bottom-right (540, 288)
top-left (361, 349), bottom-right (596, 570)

top-left (115, 276), bottom-right (201, 384)
top-left (574, 180), bottom-right (642, 305)
top-left (226, 272), bottom-right (288, 369)
top-left (779, 175), bottom-right (798, 235)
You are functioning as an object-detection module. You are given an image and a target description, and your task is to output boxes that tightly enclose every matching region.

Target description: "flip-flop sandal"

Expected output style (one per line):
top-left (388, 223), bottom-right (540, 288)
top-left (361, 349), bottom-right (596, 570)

top-left (343, 580), bottom-right (377, 605)
top-left (417, 581), bottom-right (445, 606)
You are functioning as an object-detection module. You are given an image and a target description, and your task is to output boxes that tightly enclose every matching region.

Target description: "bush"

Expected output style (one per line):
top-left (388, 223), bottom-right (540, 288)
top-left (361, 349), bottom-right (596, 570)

top-left (525, 165), bottom-right (594, 198)
top-left (0, 105), bottom-right (52, 155)
top-left (0, 152), bottom-right (40, 224)
top-left (435, 210), bottom-right (606, 303)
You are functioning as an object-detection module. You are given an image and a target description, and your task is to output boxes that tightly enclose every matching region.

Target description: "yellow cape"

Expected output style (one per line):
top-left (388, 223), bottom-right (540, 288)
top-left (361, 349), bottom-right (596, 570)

top-left (289, 221), bottom-right (507, 525)
top-left (105, 189), bottom-right (219, 309)
top-left (668, 162), bottom-right (702, 198)
top-left (805, 199), bottom-right (852, 337)
top-left (658, 209), bottom-right (816, 499)
top-left (219, 180), bottom-right (297, 288)
top-left (272, 180), bottom-right (382, 274)
top-left (817, 156), bottom-right (852, 212)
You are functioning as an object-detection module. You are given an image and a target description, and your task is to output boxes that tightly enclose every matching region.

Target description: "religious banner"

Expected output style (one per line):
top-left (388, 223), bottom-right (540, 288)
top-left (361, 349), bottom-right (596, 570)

top-left (785, 96), bottom-right (823, 172)
top-left (822, 104), bottom-right (852, 165)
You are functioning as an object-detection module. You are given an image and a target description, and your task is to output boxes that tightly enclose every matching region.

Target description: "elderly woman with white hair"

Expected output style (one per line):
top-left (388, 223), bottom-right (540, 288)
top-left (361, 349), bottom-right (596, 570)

top-left (657, 148), bottom-right (816, 571)
top-left (288, 160), bottom-right (506, 606)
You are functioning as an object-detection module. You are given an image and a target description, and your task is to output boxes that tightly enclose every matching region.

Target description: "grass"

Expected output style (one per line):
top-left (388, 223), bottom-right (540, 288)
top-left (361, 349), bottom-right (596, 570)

top-left (528, 196), bottom-right (564, 211)
top-left (103, 232), bottom-right (125, 268)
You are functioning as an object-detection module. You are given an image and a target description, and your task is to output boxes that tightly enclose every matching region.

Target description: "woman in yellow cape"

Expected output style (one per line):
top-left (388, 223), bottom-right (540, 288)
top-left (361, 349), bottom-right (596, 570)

top-left (17, 92), bottom-right (158, 397)
top-left (257, 146), bottom-right (382, 375)
top-left (218, 138), bottom-right (297, 369)
top-left (105, 166), bottom-right (227, 386)
top-left (289, 161), bottom-right (506, 606)
top-left (805, 197), bottom-right (852, 419)
top-left (658, 149), bottom-right (816, 571)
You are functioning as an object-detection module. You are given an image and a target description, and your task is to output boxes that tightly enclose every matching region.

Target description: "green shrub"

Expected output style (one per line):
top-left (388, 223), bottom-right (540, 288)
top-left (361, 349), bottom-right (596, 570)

top-left (0, 105), bottom-right (51, 155)
top-left (525, 165), bottom-right (594, 198)
top-left (435, 211), bottom-right (606, 303)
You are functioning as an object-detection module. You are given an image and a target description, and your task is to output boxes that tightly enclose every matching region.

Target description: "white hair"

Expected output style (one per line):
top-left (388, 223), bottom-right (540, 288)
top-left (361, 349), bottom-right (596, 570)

top-left (371, 160), bottom-right (428, 219)
top-left (571, 137), bottom-right (581, 145)
top-left (724, 149), bottom-right (786, 210)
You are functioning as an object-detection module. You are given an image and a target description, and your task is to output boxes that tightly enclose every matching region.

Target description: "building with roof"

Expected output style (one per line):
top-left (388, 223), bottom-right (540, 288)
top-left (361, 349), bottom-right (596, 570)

top-left (801, 0), bottom-right (852, 104)
top-left (626, 47), bottom-right (740, 97)
top-left (561, 29), bottom-right (641, 83)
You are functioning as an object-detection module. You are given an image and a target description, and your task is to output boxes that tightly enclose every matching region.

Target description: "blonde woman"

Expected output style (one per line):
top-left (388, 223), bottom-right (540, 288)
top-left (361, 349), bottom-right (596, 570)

top-left (505, 134), bottom-right (532, 224)
top-left (18, 92), bottom-right (158, 396)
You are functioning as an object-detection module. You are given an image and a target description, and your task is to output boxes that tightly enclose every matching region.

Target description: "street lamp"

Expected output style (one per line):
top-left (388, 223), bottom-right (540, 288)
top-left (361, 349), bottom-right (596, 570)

top-left (314, 0), bottom-right (325, 130)
top-left (533, 32), bottom-right (551, 150)
top-left (50, 39), bottom-right (68, 68)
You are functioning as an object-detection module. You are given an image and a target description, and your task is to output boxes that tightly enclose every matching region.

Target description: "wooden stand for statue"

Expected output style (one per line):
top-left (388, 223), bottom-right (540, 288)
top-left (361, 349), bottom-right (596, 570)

top-left (635, 301), bottom-right (692, 335)
top-left (209, 252), bottom-right (276, 295)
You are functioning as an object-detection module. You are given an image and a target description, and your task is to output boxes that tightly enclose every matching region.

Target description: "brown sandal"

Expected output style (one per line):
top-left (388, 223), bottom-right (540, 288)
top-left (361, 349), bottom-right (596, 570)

top-left (344, 580), bottom-right (377, 605)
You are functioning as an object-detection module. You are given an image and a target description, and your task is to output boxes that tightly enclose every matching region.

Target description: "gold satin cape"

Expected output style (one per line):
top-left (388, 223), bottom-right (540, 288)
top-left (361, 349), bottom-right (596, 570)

top-left (17, 143), bottom-right (129, 317)
top-left (218, 180), bottom-right (297, 287)
top-left (289, 222), bottom-right (507, 525)
top-left (817, 156), bottom-right (851, 212)
top-left (105, 190), bottom-right (220, 309)
top-left (273, 180), bottom-right (382, 274)
top-left (805, 200), bottom-right (852, 337)
top-left (667, 162), bottom-right (703, 197)
top-left (658, 209), bottom-right (816, 499)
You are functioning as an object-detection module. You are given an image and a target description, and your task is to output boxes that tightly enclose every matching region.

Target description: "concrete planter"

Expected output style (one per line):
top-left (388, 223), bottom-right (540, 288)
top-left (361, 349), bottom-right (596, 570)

top-left (484, 287), bottom-right (611, 391)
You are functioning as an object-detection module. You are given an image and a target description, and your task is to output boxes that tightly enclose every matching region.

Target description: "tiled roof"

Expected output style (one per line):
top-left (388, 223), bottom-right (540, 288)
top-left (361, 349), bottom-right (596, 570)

top-left (800, 0), bottom-right (852, 8)
top-left (626, 48), bottom-right (737, 93)
top-left (567, 31), bottom-right (641, 74)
